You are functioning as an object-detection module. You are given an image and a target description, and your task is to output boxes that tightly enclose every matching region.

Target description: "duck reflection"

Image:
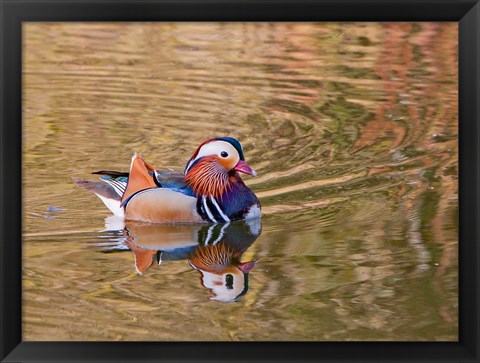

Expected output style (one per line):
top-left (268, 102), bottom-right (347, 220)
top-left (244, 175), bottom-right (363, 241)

top-left (120, 218), bottom-right (261, 302)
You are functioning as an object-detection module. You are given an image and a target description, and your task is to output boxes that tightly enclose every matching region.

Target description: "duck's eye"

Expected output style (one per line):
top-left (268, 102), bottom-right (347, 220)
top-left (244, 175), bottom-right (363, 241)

top-left (220, 151), bottom-right (229, 158)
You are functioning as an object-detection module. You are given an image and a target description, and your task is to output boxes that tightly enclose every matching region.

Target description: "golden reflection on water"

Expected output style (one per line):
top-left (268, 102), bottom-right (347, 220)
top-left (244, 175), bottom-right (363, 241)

top-left (23, 22), bottom-right (457, 341)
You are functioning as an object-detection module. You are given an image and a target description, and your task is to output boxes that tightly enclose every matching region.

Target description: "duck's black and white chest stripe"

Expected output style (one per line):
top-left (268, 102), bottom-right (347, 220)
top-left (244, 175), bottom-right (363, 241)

top-left (196, 196), bottom-right (231, 223)
top-left (195, 180), bottom-right (261, 223)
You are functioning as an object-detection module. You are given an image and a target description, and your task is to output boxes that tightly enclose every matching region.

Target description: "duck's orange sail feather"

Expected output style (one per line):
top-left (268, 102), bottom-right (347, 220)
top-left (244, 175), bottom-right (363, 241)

top-left (121, 153), bottom-right (158, 204)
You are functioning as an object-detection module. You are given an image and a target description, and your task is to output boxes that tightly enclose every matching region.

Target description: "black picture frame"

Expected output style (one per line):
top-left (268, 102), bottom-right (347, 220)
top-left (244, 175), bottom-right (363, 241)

top-left (1, 0), bottom-right (479, 362)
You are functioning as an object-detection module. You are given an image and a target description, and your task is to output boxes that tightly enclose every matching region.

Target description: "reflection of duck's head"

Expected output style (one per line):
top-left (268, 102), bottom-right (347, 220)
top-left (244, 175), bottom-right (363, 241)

top-left (189, 242), bottom-right (256, 302)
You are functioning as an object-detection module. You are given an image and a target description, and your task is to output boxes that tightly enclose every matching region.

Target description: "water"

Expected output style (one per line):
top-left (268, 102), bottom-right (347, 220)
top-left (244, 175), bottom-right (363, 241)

top-left (22, 22), bottom-right (458, 341)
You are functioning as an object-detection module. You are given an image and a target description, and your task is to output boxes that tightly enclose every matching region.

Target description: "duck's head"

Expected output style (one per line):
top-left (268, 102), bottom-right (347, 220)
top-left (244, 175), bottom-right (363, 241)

top-left (184, 137), bottom-right (256, 197)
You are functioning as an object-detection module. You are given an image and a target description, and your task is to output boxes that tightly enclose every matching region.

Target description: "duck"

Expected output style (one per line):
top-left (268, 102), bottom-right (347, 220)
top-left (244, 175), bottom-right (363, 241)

top-left (73, 137), bottom-right (261, 224)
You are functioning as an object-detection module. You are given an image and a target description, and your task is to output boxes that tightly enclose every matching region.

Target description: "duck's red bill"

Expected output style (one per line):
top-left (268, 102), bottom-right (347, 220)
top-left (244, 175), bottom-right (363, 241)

top-left (234, 160), bottom-right (257, 176)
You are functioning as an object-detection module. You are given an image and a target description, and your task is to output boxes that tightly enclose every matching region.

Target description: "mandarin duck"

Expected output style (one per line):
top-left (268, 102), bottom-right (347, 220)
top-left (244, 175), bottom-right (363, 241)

top-left (74, 137), bottom-right (261, 224)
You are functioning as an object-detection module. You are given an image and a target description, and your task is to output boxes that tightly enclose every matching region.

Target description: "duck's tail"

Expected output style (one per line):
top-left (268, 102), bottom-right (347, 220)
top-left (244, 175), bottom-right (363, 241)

top-left (72, 175), bottom-right (127, 217)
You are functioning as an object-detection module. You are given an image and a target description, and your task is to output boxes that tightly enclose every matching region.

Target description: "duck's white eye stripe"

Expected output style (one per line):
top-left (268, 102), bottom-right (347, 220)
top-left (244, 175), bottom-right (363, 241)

top-left (186, 141), bottom-right (239, 174)
top-left (202, 196), bottom-right (217, 223)
top-left (210, 196), bottom-right (230, 222)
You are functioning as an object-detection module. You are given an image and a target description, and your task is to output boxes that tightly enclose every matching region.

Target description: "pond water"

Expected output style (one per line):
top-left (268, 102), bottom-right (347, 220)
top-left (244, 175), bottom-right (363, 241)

top-left (22, 22), bottom-right (458, 341)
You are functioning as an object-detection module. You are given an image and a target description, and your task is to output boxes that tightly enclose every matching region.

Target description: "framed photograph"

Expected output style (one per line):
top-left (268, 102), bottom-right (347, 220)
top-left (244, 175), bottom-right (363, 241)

top-left (1, 0), bottom-right (479, 362)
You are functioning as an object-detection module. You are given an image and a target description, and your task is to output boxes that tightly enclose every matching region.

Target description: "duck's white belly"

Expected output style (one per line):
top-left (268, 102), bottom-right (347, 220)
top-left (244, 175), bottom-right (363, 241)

top-left (125, 188), bottom-right (204, 223)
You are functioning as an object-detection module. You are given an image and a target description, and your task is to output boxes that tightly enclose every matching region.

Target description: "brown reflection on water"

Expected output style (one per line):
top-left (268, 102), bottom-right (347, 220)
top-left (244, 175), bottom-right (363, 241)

top-left (23, 22), bottom-right (457, 341)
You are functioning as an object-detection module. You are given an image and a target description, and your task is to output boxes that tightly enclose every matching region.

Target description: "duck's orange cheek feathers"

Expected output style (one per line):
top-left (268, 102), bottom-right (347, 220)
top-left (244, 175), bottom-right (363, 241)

top-left (217, 156), bottom-right (236, 170)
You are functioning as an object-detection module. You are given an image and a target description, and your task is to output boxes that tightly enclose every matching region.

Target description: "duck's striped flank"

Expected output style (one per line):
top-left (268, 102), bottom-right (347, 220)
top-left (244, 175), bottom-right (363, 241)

top-left (101, 178), bottom-right (127, 198)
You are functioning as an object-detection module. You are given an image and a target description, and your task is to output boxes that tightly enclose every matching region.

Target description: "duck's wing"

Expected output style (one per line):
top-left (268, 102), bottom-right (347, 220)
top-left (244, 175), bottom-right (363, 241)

top-left (153, 170), bottom-right (195, 197)
top-left (91, 158), bottom-right (194, 198)
top-left (120, 154), bottom-right (196, 212)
